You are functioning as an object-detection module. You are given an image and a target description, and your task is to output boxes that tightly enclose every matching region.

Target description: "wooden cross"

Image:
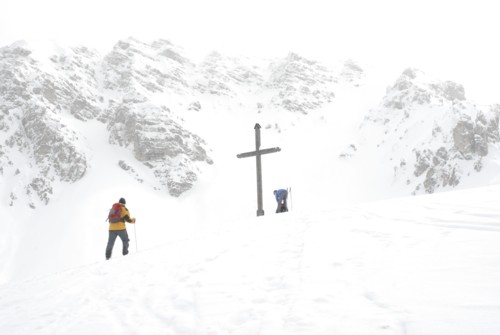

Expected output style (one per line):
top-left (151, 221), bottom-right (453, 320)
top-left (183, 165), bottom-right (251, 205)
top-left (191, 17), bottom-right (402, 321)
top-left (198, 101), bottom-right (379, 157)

top-left (237, 123), bottom-right (281, 216)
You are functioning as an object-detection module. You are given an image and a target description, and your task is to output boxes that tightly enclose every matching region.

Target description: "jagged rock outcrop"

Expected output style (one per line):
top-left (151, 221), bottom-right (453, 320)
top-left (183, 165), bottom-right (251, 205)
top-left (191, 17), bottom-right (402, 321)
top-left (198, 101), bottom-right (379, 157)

top-left (267, 53), bottom-right (336, 114)
top-left (102, 38), bottom-right (194, 99)
top-left (107, 98), bottom-right (213, 196)
top-left (382, 68), bottom-right (466, 111)
top-left (118, 160), bottom-right (144, 184)
top-left (413, 148), bottom-right (460, 193)
top-left (340, 60), bottom-right (364, 84)
top-left (194, 52), bottom-right (264, 96)
top-left (453, 114), bottom-right (476, 159)
top-left (355, 68), bottom-right (500, 194)
top-left (451, 106), bottom-right (498, 160)
top-left (0, 43), bottom-right (88, 206)
top-left (22, 107), bottom-right (87, 183)
top-left (192, 52), bottom-right (362, 117)
top-left (0, 38), bottom-right (214, 206)
top-left (100, 38), bottom-right (214, 196)
top-left (47, 45), bottom-right (102, 120)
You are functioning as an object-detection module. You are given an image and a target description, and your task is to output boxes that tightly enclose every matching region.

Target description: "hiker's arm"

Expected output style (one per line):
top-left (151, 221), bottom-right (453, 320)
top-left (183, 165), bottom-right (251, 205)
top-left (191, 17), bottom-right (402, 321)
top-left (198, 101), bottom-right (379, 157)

top-left (123, 213), bottom-right (136, 223)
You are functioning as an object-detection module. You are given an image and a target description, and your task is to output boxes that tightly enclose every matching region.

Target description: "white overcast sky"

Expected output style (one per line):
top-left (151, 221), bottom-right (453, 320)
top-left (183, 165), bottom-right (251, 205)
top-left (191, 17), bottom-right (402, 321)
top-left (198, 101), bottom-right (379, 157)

top-left (1, 0), bottom-right (499, 103)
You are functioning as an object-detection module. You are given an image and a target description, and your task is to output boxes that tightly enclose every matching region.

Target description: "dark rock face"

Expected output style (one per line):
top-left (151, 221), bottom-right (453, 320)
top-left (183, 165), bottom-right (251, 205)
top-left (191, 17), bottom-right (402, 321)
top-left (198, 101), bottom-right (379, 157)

top-left (453, 115), bottom-right (476, 159)
top-left (102, 38), bottom-right (193, 96)
top-left (21, 107), bottom-right (87, 183)
top-left (0, 43), bottom-right (89, 206)
top-left (414, 148), bottom-right (460, 194)
top-left (107, 100), bottom-right (212, 196)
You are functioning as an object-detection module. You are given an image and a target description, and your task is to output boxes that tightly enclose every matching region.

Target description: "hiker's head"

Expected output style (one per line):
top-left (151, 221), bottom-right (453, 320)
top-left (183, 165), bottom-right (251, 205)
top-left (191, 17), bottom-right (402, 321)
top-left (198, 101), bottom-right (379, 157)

top-left (273, 190), bottom-right (277, 195)
top-left (119, 198), bottom-right (126, 204)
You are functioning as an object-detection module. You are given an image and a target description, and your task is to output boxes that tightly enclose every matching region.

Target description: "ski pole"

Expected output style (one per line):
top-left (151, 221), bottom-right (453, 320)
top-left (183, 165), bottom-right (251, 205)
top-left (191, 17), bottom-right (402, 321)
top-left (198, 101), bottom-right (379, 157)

top-left (134, 221), bottom-right (138, 252)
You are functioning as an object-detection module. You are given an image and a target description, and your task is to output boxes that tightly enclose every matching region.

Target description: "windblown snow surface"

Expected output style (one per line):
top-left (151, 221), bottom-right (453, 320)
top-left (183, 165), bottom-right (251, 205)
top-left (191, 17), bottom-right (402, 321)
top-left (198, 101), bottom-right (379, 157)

top-left (1, 50), bottom-right (500, 334)
top-left (1, 186), bottom-right (500, 334)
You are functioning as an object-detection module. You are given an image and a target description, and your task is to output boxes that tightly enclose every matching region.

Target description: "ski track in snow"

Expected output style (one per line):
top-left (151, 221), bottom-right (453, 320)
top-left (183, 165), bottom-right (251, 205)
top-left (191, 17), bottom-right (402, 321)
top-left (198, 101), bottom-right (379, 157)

top-left (1, 191), bottom-right (500, 335)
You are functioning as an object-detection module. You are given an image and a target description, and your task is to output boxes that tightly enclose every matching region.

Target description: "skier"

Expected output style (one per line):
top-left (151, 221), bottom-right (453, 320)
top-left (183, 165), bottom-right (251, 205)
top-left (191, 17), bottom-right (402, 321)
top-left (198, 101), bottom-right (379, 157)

top-left (273, 189), bottom-right (288, 213)
top-left (105, 198), bottom-right (136, 260)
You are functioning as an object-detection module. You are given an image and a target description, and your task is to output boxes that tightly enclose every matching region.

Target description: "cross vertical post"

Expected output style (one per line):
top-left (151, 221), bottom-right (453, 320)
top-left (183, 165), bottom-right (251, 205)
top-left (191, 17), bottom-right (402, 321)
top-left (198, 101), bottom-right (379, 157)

top-left (237, 123), bottom-right (281, 216)
top-left (255, 125), bottom-right (263, 216)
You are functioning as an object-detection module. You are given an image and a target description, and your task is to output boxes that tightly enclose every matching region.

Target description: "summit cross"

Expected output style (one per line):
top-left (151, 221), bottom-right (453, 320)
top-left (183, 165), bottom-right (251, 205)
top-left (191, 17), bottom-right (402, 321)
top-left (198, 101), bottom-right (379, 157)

top-left (237, 123), bottom-right (281, 216)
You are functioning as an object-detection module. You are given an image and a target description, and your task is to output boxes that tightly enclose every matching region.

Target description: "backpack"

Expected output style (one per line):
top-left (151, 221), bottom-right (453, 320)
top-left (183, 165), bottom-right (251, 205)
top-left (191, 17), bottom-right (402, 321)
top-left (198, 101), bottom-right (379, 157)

top-left (108, 203), bottom-right (123, 223)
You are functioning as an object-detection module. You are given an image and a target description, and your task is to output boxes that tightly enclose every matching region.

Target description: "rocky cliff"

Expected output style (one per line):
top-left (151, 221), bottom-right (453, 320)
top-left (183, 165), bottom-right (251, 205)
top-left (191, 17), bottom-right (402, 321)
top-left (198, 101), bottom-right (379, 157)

top-left (352, 68), bottom-right (500, 194)
top-left (0, 39), bottom-right (213, 206)
top-left (0, 43), bottom-right (89, 207)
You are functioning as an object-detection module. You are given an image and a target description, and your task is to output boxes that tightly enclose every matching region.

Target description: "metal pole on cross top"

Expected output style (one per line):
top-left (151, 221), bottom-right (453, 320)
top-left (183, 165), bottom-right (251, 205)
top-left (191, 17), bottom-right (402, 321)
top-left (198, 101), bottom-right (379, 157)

top-left (237, 123), bottom-right (281, 216)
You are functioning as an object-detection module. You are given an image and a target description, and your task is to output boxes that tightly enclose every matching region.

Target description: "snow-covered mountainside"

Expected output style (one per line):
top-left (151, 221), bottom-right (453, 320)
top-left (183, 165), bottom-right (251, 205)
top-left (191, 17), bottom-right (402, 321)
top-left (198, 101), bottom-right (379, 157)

top-left (2, 37), bottom-right (500, 209)
top-left (0, 37), bottom-right (365, 207)
top-left (343, 68), bottom-right (500, 194)
top-left (0, 43), bottom-right (90, 207)
top-left (2, 38), bottom-right (500, 334)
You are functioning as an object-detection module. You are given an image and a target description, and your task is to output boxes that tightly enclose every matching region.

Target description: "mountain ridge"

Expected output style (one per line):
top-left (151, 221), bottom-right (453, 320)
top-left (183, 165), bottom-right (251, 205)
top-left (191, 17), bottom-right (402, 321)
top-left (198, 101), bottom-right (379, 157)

top-left (0, 37), bottom-right (365, 207)
top-left (1, 37), bottom-right (499, 209)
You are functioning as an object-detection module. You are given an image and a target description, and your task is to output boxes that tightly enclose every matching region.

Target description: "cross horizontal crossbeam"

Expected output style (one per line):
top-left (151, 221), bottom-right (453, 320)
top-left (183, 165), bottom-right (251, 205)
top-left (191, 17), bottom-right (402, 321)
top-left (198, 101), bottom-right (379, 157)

top-left (236, 147), bottom-right (281, 159)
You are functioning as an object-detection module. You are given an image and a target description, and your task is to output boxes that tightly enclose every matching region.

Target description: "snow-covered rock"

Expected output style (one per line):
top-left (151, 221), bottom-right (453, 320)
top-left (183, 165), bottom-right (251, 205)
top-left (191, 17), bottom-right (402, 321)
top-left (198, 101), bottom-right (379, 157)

top-left (107, 98), bottom-right (213, 196)
top-left (102, 38), bottom-right (193, 97)
top-left (2, 37), bottom-right (498, 206)
top-left (0, 39), bottom-right (213, 205)
top-left (0, 43), bottom-right (89, 206)
top-left (194, 52), bottom-right (264, 96)
top-left (353, 68), bottom-right (500, 194)
top-left (267, 52), bottom-right (337, 114)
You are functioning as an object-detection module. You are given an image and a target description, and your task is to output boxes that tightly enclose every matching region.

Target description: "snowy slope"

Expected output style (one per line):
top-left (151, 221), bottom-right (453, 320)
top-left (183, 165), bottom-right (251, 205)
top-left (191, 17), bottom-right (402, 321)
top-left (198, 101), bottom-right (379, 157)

top-left (1, 185), bottom-right (500, 335)
top-left (2, 40), bottom-right (500, 282)
top-left (2, 37), bottom-right (500, 334)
